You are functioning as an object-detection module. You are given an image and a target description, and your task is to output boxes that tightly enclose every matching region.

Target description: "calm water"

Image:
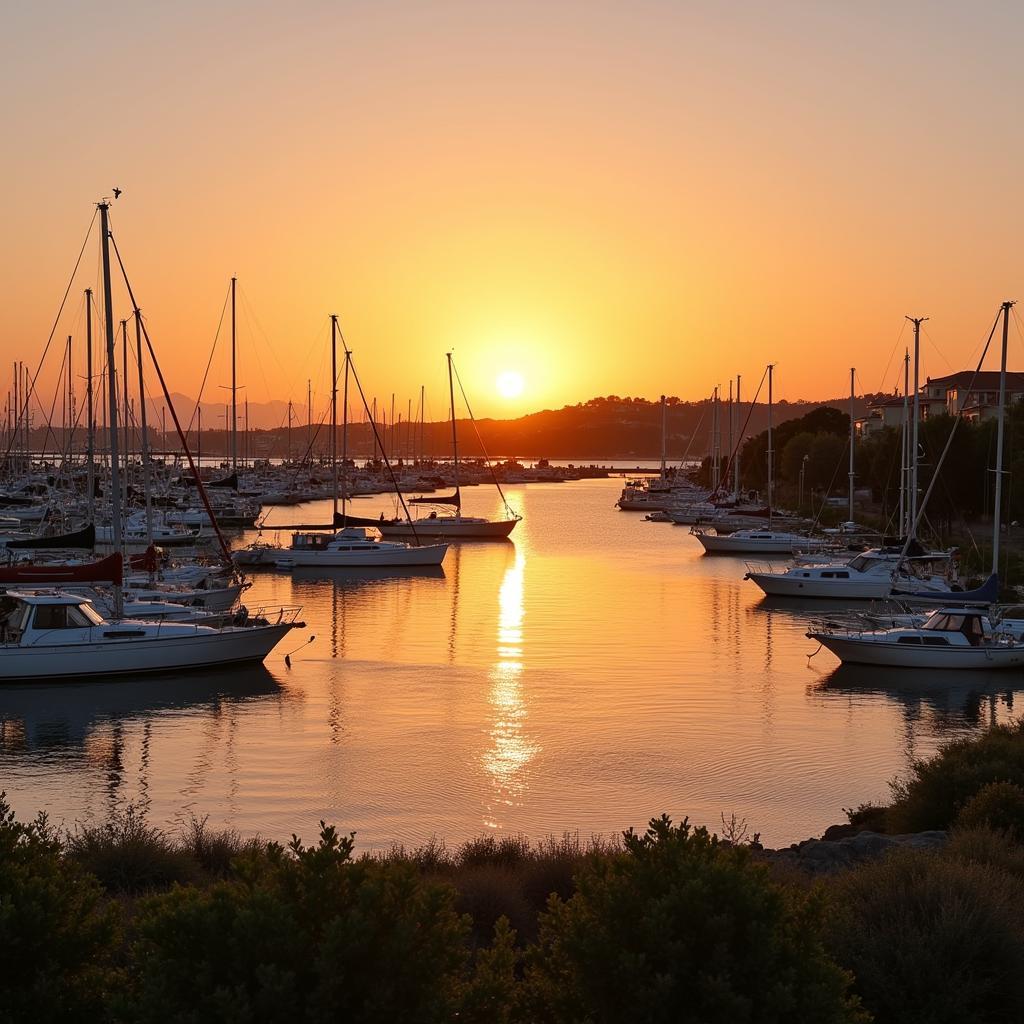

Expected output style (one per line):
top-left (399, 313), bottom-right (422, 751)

top-left (1, 478), bottom-right (1021, 849)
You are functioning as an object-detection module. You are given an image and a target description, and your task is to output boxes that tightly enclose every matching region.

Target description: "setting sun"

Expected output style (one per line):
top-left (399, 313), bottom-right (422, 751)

top-left (496, 370), bottom-right (525, 400)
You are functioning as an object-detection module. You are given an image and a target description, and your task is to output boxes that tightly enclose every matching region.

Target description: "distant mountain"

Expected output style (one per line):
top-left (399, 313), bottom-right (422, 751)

top-left (120, 392), bottom-right (886, 460)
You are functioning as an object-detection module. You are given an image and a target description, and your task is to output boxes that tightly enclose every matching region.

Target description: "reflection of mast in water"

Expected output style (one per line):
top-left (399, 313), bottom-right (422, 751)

top-left (137, 720), bottom-right (152, 817)
top-left (482, 549), bottom-right (538, 830)
top-left (447, 544), bottom-right (463, 664)
top-left (328, 582), bottom-right (343, 744)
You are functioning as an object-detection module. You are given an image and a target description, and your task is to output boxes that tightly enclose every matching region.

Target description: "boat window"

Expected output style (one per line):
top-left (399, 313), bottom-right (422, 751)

top-left (848, 555), bottom-right (869, 572)
top-left (921, 636), bottom-right (950, 646)
top-left (896, 636), bottom-right (922, 644)
top-left (926, 614), bottom-right (950, 631)
top-left (32, 605), bottom-right (84, 630)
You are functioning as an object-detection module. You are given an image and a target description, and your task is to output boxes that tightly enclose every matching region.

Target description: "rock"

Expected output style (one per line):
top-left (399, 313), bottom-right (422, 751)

top-left (821, 823), bottom-right (858, 841)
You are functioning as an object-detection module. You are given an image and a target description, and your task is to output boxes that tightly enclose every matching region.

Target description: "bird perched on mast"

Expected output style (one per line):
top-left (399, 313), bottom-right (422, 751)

top-left (112, 187), bottom-right (122, 199)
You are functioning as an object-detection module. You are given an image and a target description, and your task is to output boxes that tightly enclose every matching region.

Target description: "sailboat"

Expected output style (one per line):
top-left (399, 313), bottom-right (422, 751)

top-left (806, 302), bottom-right (1014, 666)
top-left (376, 353), bottom-right (521, 540)
top-left (252, 318), bottom-right (448, 568)
top-left (0, 199), bottom-right (303, 681)
top-left (694, 365), bottom-right (811, 554)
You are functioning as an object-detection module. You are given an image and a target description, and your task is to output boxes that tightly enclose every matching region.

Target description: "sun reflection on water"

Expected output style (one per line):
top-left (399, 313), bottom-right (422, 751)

top-left (482, 548), bottom-right (538, 829)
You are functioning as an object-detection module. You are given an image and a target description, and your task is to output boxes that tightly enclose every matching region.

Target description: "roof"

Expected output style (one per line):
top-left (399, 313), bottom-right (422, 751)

top-left (926, 371), bottom-right (1024, 390)
top-left (5, 590), bottom-right (95, 606)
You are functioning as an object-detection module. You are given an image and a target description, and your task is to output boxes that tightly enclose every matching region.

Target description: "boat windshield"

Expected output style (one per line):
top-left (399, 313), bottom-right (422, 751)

top-left (923, 613), bottom-right (965, 632)
top-left (847, 555), bottom-right (873, 572)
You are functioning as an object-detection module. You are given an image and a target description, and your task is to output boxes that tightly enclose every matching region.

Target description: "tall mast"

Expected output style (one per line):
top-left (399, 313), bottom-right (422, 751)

top-left (121, 319), bottom-right (129, 514)
top-left (900, 349), bottom-right (909, 537)
top-left (341, 346), bottom-right (350, 522)
top-left (734, 374), bottom-right (741, 499)
top-left (659, 394), bottom-right (667, 479)
top-left (287, 400), bottom-right (293, 463)
top-left (907, 316), bottom-right (926, 537)
top-left (231, 276), bottom-right (238, 471)
top-left (66, 335), bottom-right (72, 453)
top-left (98, 201), bottom-right (123, 613)
top-left (766, 364), bottom-right (774, 528)
top-left (307, 379), bottom-right (312, 457)
top-left (447, 352), bottom-right (460, 494)
top-left (330, 314), bottom-right (339, 521)
top-left (727, 378), bottom-right (733, 492)
top-left (134, 310), bottom-right (154, 546)
top-left (992, 301), bottom-right (1014, 576)
top-left (419, 384), bottom-right (425, 463)
top-left (85, 288), bottom-right (95, 519)
top-left (848, 367), bottom-right (855, 523)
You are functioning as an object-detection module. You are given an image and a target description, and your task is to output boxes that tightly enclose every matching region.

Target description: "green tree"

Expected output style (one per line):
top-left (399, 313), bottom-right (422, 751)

top-left (523, 815), bottom-right (864, 1024)
top-left (0, 793), bottom-right (118, 1023)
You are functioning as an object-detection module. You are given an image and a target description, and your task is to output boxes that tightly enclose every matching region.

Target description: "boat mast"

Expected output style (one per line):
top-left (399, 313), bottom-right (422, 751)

top-left (134, 310), bottom-right (154, 546)
top-left (766, 364), bottom-right (774, 528)
top-left (848, 367), bottom-right (855, 523)
top-left (659, 394), bottom-right (667, 480)
top-left (727, 379), bottom-right (733, 495)
top-left (907, 316), bottom-right (926, 537)
top-left (85, 288), bottom-right (95, 521)
top-left (341, 346), bottom-right (350, 523)
top-left (231, 276), bottom-right (238, 472)
top-left (419, 384), bottom-right (425, 464)
top-left (121, 319), bottom-right (130, 517)
top-left (98, 201), bottom-right (123, 616)
top-left (287, 400), bottom-right (293, 463)
top-left (446, 352), bottom-right (460, 499)
top-left (734, 374), bottom-right (741, 500)
top-left (900, 349), bottom-right (909, 537)
top-left (330, 314), bottom-right (338, 523)
top-left (992, 300), bottom-right (1014, 576)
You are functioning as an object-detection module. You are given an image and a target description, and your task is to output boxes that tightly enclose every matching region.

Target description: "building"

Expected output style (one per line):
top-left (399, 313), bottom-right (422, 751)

top-left (857, 370), bottom-right (1024, 434)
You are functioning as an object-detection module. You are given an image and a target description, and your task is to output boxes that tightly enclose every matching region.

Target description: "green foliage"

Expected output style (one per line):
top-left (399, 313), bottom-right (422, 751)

top-left (66, 803), bottom-right (201, 894)
top-left (522, 814), bottom-right (864, 1024)
top-left (0, 793), bottom-right (117, 1023)
top-left (125, 822), bottom-right (473, 1024)
top-left (955, 781), bottom-right (1024, 838)
top-left (828, 849), bottom-right (1024, 1024)
top-left (887, 720), bottom-right (1024, 832)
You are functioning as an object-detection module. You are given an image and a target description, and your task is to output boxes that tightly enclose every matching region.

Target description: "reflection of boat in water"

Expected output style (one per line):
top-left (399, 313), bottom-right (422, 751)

top-left (814, 661), bottom-right (1022, 722)
top-left (0, 664), bottom-right (282, 752)
top-left (288, 564), bottom-right (446, 585)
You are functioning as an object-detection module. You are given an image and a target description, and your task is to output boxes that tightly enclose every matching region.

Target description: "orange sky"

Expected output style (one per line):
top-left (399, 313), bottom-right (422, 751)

top-left (3, 1), bottom-right (1023, 422)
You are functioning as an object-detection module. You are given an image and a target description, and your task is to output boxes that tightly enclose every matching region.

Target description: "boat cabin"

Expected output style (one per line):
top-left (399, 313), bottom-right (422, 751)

top-left (290, 527), bottom-right (381, 552)
top-left (0, 591), bottom-right (105, 645)
top-left (916, 609), bottom-right (989, 646)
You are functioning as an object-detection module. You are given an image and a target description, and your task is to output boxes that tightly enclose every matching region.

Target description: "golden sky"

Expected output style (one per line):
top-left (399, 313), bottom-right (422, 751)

top-left (3, 1), bottom-right (1023, 421)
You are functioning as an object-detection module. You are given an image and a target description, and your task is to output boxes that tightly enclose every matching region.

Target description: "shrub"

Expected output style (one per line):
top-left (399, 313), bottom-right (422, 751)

top-left (523, 814), bottom-right (864, 1023)
top-left (0, 793), bottom-right (117, 1023)
top-left (125, 822), bottom-right (474, 1023)
top-left (66, 803), bottom-right (200, 894)
top-left (954, 780), bottom-right (1024, 838)
top-left (180, 815), bottom-right (261, 878)
top-left (888, 720), bottom-right (1024, 832)
top-left (828, 848), bottom-right (1024, 1023)
top-left (945, 825), bottom-right (1024, 878)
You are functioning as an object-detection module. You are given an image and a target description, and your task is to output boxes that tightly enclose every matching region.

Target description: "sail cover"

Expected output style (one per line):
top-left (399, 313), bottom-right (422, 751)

top-left (5, 523), bottom-right (96, 550)
top-left (0, 552), bottom-right (122, 586)
top-left (408, 489), bottom-right (461, 508)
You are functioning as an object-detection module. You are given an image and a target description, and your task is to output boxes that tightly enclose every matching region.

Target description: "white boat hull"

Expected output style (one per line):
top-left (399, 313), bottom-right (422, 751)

top-left (745, 572), bottom-right (893, 599)
top-left (697, 533), bottom-right (804, 554)
top-left (809, 632), bottom-right (1024, 669)
top-left (0, 622), bottom-right (296, 681)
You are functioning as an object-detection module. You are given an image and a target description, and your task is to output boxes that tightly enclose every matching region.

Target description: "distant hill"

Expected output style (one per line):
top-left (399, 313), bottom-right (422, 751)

top-left (118, 392), bottom-right (887, 460)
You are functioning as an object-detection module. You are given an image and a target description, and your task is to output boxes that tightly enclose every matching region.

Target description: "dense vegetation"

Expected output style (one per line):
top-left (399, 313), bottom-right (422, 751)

top-left (9, 721), bottom-right (1024, 1021)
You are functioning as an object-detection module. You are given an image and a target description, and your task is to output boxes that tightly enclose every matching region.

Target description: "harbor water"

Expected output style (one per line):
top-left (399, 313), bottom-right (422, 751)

top-left (1, 477), bottom-right (1019, 849)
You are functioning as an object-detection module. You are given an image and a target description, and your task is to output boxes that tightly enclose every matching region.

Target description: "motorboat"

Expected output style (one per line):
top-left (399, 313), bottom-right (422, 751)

top-left (807, 608), bottom-right (1024, 669)
top-left (278, 526), bottom-right (448, 568)
top-left (692, 528), bottom-right (824, 555)
top-left (0, 589), bottom-right (302, 681)
top-left (744, 550), bottom-right (957, 600)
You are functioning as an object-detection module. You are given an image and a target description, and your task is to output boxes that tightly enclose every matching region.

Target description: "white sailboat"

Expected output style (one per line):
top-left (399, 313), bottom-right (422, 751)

top-left (378, 353), bottom-right (520, 540)
top-left (0, 199), bottom-right (303, 681)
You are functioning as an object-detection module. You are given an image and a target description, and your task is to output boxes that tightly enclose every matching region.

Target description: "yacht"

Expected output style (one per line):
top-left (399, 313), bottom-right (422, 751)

top-left (744, 550), bottom-right (956, 600)
top-left (278, 526), bottom-right (447, 568)
top-left (0, 589), bottom-right (302, 681)
top-left (693, 527), bottom-right (823, 555)
top-left (807, 608), bottom-right (1024, 669)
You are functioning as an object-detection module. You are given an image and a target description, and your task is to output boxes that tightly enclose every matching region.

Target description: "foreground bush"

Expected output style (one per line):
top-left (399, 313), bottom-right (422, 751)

top-left (828, 849), bottom-right (1024, 1024)
top-left (0, 793), bottom-right (117, 1023)
top-left (523, 815), bottom-right (864, 1024)
top-left (955, 780), bottom-right (1024, 838)
top-left (887, 720), bottom-right (1024, 832)
top-left (125, 822), bottom-right (479, 1023)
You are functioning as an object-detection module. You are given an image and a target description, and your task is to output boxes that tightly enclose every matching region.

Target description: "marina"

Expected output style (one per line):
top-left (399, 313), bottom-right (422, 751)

top-left (2, 475), bottom-right (1021, 850)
